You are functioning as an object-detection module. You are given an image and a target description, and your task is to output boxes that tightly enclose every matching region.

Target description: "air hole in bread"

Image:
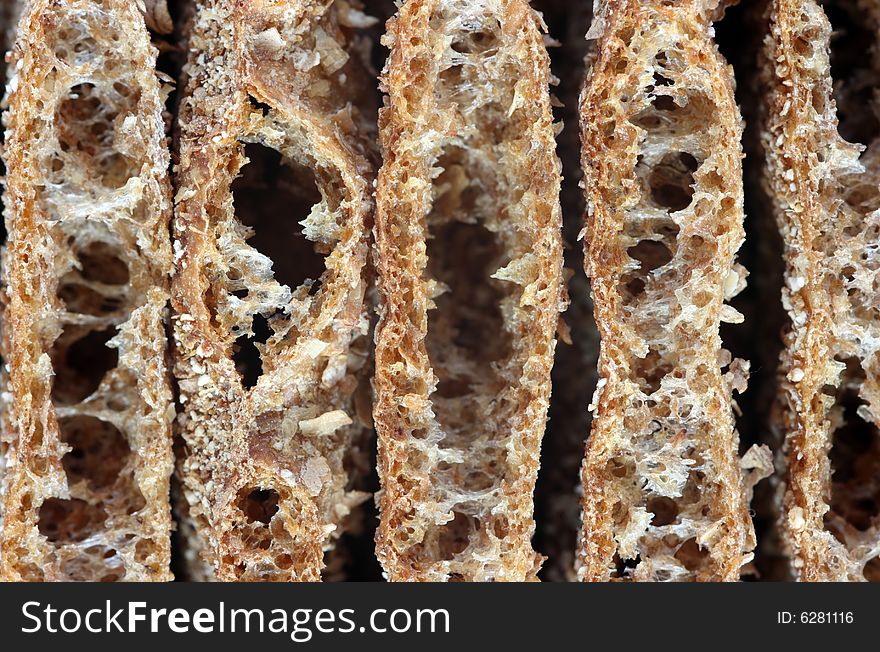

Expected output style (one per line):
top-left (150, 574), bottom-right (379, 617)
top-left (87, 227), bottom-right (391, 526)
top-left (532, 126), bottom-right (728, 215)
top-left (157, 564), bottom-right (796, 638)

top-left (464, 470), bottom-right (494, 491)
top-left (275, 554), bottom-right (294, 570)
top-left (631, 53), bottom-right (718, 136)
top-left (60, 415), bottom-right (129, 491)
top-left (622, 115), bottom-right (690, 303)
top-left (99, 569), bottom-right (124, 582)
top-left (652, 94), bottom-right (678, 113)
top-left (611, 552), bottom-right (640, 579)
top-left (38, 498), bottom-right (108, 544)
top-left (425, 134), bottom-right (514, 442)
top-left (232, 313), bottom-right (273, 389)
top-left (57, 545), bottom-right (123, 582)
top-left (238, 487), bottom-right (280, 525)
top-left (628, 239), bottom-right (674, 274)
top-left (631, 91), bottom-right (681, 129)
top-left (58, 282), bottom-right (124, 316)
top-left (247, 94), bottom-right (271, 117)
top-left (647, 495), bottom-right (679, 526)
top-left (864, 556), bottom-right (880, 581)
top-left (674, 537), bottom-right (710, 572)
top-left (649, 152), bottom-right (698, 212)
top-left (621, 274), bottom-right (647, 299)
top-left (825, 0), bottom-right (880, 147)
top-left (426, 217), bottom-right (512, 431)
top-left (55, 82), bottom-right (138, 188)
top-left (606, 456), bottom-right (633, 479)
top-left (825, 358), bottom-right (880, 534)
top-left (123, 488), bottom-right (148, 516)
top-left (229, 142), bottom-right (328, 389)
top-left (843, 182), bottom-right (880, 211)
top-left (57, 241), bottom-right (129, 315)
top-left (634, 347), bottom-right (672, 395)
top-left (438, 64), bottom-right (465, 98)
top-left (449, 24), bottom-right (500, 55)
top-left (433, 378), bottom-right (469, 399)
top-left (653, 72), bottom-right (673, 89)
top-left (232, 143), bottom-right (326, 293)
top-left (436, 510), bottom-right (472, 560)
top-left (76, 241), bottom-right (130, 285)
top-left (793, 35), bottom-right (814, 58)
top-left (50, 326), bottom-right (119, 406)
top-left (436, 461), bottom-right (496, 492)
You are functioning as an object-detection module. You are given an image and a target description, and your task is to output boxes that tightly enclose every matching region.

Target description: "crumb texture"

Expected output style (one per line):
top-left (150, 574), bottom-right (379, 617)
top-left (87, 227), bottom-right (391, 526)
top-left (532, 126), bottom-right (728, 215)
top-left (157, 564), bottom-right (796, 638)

top-left (577, 0), bottom-right (760, 582)
top-left (172, 0), bottom-right (376, 581)
top-left (373, 0), bottom-right (564, 581)
top-left (763, 0), bottom-right (880, 581)
top-left (0, 0), bottom-right (175, 581)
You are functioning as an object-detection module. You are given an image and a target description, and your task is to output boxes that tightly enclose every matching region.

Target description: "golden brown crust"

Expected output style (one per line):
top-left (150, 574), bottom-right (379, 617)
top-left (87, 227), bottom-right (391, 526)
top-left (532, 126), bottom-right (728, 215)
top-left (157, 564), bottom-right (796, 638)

top-left (577, 0), bottom-right (760, 581)
top-left (0, 0), bottom-right (175, 581)
top-left (171, 0), bottom-right (376, 581)
top-left (0, 0), bottom-right (22, 531)
top-left (762, 0), bottom-right (880, 581)
top-left (373, 0), bottom-right (564, 581)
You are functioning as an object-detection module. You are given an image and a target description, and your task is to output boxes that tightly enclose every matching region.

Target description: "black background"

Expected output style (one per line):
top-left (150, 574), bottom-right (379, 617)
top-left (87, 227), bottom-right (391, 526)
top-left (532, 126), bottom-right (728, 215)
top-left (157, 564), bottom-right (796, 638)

top-left (0, 583), bottom-right (873, 649)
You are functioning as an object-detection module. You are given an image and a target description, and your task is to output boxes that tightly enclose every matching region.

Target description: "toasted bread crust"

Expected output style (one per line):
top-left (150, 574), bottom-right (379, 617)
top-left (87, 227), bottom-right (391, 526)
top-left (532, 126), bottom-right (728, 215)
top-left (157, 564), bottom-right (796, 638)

top-left (373, 0), bottom-right (564, 581)
top-left (577, 0), bottom-right (758, 581)
top-left (0, 0), bottom-right (175, 581)
top-left (0, 0), bottom-right (22, 546)
top-left (762, 0), bottom-right (880, 581)
top-left (171, 0), bottom-right (376, 581)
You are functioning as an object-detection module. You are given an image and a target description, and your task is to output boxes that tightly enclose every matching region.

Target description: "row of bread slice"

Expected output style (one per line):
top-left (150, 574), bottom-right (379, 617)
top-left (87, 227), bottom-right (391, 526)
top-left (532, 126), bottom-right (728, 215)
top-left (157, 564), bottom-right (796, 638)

top-left (1, 0), bottom-right (868, 582)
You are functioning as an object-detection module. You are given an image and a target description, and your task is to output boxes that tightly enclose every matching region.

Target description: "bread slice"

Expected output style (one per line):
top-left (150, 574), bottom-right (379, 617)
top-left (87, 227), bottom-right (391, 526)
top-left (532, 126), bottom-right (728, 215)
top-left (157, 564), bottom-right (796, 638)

top-left (373, 0), bottom-right (565, 581)
top-left (577, 0), bottom-right (761, 581)
top-left (762, 0), bottom-right (880, 581)
top-left (0, 0), bottom-right (23, 557)
top-left (0, 0), bottom-right (175, 581)
top-left (172, 0), bottom-right (376, 581)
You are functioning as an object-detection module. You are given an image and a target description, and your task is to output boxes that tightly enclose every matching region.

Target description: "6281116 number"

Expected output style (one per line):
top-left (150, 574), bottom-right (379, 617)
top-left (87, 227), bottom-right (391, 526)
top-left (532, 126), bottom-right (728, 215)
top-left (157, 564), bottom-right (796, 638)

top-left (777, 611), bottom-right (854, 624)
top-left (801, 612), bottom-right (853, 624)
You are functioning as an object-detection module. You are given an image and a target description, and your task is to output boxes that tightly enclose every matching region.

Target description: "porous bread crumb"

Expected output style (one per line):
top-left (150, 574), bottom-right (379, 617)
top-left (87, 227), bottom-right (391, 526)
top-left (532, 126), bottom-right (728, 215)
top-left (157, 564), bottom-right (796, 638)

top-left (0, 0), bottom-right (175, 581)
top-left (577, 0), bottom-right (757, 582)
top-left (172, 0), bottom-right (376, 582)
top-left (250, 28), bottom-right (286, 59)
top-left (741, 444), bottom-right (774, 492)
top-left (299, 410), bottom-right (353, 437)
top-left (762, 0), bottom-right (880, 581)
top-left (373, 0), bottom-right (564, 581)
top-left (788, 506), bottom-right (806, 532)
top-left (302, 457), bottom-right (332, 496)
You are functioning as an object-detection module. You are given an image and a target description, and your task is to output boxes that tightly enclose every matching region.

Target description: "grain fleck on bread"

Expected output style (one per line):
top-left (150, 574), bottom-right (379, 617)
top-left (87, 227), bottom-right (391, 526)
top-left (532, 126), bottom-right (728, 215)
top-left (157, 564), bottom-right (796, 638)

top-left (373, 0), bottom-right (565, 581)
top-left (0, 0), bottom-right (175, 581)
top-left (577, 0), bottom-right (765, 581)
top-left (171, 0), bottom-right (376, 581)
top-left (762, 0), bottom-right (880, 581)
